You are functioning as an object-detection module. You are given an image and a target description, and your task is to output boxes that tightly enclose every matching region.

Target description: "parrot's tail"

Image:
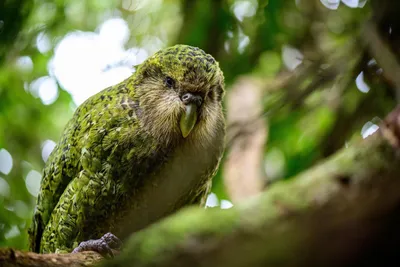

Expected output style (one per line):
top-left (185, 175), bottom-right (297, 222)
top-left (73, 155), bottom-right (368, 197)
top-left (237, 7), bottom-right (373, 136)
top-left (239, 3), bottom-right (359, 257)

top-left (28, 212), bottom-right (44, 253)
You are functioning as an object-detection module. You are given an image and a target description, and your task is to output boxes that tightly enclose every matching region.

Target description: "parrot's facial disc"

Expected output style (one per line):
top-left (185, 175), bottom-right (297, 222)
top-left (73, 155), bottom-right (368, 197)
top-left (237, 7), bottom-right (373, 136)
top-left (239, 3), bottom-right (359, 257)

top-left (136, 45), bottom-right (225, 140)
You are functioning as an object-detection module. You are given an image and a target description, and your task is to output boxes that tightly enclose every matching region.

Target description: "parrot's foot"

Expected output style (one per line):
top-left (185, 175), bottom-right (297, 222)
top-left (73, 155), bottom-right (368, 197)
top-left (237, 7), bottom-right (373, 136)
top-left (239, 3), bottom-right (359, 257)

top-left (72, 232), bottom-right (122, 258)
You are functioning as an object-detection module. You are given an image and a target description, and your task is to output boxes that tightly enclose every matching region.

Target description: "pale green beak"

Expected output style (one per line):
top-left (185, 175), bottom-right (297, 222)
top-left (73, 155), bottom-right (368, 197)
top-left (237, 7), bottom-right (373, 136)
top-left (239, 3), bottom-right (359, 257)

top-left (180, 103), bottom-right (198, 138)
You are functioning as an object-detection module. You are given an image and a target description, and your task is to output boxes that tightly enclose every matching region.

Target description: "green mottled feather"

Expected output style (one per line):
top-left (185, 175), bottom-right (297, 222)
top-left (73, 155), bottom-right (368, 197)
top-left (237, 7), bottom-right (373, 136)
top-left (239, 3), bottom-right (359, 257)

top-left (29, 45), bottom-right (225, 253)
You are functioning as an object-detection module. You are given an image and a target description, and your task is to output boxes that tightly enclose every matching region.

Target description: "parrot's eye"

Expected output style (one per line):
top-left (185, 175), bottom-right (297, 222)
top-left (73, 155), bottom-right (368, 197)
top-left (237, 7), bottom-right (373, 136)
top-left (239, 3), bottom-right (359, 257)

top-left (165, 76), bottom-right (175, 89)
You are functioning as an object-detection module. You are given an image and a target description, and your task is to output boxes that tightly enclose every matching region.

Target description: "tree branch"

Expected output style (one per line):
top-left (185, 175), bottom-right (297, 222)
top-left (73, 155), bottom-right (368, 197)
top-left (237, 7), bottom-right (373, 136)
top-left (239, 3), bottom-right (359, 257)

top-left (0, 248), bottom-right (102, 267)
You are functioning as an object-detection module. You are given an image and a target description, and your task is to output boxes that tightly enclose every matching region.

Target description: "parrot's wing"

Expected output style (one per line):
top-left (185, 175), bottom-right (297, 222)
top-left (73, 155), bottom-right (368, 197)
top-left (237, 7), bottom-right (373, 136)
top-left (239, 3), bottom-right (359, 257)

top-left (38, 167), bottom-right (110, 253)
top-left (29, 87), bottom-right (142, 252)
top-left (29, 116), bottom-right (83, 252)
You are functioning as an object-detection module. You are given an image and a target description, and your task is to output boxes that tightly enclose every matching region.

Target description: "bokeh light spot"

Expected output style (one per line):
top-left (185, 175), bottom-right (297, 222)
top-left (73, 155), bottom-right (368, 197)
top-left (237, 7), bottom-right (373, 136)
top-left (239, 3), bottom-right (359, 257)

top-left (14, 200), bottom-right (30, 219)
top-left (15, 56), bottom-right (33, 73)
top-left (282, 45), bottom-right (303, 71)
top-left (238, 30), bottom-right (250, 54)
top-left (0, 176), bottom-right (10, 197)
top-left (220, 200), bottom-right (234, 209)
top-left (25, 170), bottom-right (42, 197)
top-left (38, 76), bottom-right (59, 105)
top-left (41, 140), bottom-right (57, 162)
top-left (98, 18), bottom-right (130, 46)
top-left (29, 76), bottom-right (59, 105)
top-left (5, 225), bottom-right (20, 240)
top-left (356, 71), bottom-right (370, 93)
top-left (361, 121), bottom-right (379, 139)
top-left (320, 0), bottom-right (340, 10)
top-left (0, 149), bottom-right (13, 175)
top-left (206, 192), bottom-right (219, 208)
top-left (36, 32), bottom-right (52, 53)
top-left (52, 17), bottom-right (144, 105)
top-left (232, 0), bottom-right (257, 22)
top-left (342, 0), bottom-right (367, 8)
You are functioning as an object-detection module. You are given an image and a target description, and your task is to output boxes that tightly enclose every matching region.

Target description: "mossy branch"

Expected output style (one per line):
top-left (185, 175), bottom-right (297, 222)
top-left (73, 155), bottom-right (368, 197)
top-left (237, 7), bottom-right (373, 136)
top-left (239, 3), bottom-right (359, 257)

top-left (104, 106), bottom-right (400, 267)
top-left (3, 106), bottom-right (400, 267)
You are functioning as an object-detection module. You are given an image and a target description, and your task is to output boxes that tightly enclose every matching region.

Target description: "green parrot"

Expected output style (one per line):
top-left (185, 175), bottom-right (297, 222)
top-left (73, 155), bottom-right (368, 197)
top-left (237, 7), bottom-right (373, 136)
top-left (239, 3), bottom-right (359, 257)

top-left (29, 44), bottom-right (225, 255)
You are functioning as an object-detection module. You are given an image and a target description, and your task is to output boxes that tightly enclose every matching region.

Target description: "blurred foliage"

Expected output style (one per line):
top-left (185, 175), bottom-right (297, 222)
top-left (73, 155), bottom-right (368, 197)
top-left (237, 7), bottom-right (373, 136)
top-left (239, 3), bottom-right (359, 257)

top-left (0, 0), bottom-right (396, 251)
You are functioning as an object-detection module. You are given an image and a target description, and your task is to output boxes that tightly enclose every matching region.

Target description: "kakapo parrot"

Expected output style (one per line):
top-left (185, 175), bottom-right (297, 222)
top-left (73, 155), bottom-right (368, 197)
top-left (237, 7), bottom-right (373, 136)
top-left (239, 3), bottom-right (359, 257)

top-left (29, 45), bottom-right (225, 255)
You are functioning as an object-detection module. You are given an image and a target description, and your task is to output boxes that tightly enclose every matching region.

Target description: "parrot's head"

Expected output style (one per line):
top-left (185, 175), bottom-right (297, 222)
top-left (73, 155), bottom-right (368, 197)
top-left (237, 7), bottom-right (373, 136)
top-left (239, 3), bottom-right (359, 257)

top-left (134, 44), bottom-right (225, 145)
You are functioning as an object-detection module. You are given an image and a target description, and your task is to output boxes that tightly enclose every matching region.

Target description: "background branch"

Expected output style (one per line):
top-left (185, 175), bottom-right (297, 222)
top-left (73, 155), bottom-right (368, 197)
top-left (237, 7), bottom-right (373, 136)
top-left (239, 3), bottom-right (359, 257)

top-left (224, 77), bottom-right (267, 202)
top-left (362, 20), bottom-right (400, 102)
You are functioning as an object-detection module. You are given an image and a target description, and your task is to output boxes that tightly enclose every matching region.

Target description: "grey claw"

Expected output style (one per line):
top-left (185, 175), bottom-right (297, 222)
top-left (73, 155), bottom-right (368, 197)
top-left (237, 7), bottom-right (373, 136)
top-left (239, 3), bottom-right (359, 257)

top-left (101, 232), bottom-right (122, 250)
top-left (71, 232), bottom-right (122, 258)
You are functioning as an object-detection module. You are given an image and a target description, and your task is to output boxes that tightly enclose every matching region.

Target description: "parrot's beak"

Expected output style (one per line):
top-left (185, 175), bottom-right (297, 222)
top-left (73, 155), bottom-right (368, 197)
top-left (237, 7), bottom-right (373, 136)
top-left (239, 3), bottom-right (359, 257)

top-left (179, 92), bottom-right (202, 138)
top-left (180, 103), bottom-right (198, 138)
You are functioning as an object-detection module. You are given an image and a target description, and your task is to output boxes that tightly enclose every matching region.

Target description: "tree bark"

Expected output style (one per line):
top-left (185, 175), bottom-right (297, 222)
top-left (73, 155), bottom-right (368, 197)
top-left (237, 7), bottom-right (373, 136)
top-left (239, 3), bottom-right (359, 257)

top-left (3, 106), bottom-right (400, 267)
top-left (0, 248), bottom-right (102, 267)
